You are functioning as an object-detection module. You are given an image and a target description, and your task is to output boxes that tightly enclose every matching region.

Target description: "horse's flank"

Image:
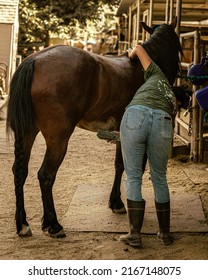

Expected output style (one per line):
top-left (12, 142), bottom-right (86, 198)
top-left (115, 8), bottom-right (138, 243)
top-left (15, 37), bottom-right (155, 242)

top-left (24, 46), bottom-right (143, 135)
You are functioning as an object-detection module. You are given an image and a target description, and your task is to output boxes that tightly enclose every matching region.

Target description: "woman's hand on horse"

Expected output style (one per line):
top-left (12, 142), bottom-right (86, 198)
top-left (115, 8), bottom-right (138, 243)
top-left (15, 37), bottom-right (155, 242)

top-left (127, 45), bottom-right (141, 60)
top-left (127, 48), bottom-right (136, 59)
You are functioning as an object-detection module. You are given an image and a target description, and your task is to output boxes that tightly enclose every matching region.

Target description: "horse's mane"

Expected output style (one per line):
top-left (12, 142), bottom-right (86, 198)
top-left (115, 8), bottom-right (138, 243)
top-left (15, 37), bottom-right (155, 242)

top-left (142, 24), bottom-right (182, 85)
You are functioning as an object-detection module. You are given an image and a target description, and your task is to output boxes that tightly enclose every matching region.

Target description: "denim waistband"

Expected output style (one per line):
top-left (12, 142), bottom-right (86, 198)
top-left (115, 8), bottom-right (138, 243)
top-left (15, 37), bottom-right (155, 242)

top-left (127, 105), bottom-right (171, 117)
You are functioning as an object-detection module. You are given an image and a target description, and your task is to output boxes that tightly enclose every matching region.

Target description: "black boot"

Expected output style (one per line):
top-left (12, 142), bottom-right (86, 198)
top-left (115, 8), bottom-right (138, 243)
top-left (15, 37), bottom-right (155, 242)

top-left (119, 199), bottom-right (145, 248)
top-left (155, 200), bottom-right (174, 245)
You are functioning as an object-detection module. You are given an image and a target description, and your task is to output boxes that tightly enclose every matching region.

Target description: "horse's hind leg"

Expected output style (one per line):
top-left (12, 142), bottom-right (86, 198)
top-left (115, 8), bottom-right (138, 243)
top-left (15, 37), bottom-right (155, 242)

top-left (38, 131), bottom-right (71, 238)
top-left (13, 131), bottom-right (38, 237)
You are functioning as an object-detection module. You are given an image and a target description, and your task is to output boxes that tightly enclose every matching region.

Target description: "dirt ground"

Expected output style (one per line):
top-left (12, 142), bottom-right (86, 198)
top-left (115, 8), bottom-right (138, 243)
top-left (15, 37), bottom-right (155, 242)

top-left (0, 105), bottom-right (208, 260)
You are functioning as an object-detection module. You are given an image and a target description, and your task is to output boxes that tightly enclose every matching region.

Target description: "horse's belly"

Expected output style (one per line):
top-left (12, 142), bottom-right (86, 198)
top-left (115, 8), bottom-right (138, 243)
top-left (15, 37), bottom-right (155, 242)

top-left (77, 116), bottom-right (118, 132)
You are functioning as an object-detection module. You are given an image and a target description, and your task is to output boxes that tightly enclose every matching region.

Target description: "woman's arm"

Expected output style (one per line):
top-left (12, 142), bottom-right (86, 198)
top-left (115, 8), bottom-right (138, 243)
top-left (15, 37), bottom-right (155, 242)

top-left (128, 45), bottom-right (152, 71)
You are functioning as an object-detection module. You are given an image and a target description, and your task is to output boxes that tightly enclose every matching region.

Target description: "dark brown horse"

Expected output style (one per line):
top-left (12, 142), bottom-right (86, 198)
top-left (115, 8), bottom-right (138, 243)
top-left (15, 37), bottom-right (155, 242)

top-left (7, 19), bottom-right (183, 238)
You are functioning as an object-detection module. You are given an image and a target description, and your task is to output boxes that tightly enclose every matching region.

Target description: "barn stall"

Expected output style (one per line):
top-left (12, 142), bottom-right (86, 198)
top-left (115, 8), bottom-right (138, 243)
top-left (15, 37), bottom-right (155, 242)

top-left (116, 0), bottom-right (208, 163)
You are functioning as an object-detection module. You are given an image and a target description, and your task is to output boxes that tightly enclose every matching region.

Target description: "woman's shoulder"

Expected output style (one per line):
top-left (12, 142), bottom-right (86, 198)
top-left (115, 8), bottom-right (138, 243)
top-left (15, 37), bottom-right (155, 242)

top-left (144, 61), bottom-right (162, 79)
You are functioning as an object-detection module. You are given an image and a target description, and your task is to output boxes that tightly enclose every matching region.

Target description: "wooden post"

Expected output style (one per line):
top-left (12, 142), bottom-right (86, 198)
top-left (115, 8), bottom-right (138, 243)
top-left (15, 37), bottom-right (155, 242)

top-left (136, 0), bottom-right (141, 43)
top-left (191, 30), bottom-right (200, 162)
top-left (165, 0), bottom-right (170, 23)
top-left (198, 43), bottom-right (208, 162)
top-left (198, 109), bottom-right (204, 162)
top-left (128, 6), bottom-right (132, 46)
top-left (169, 0), bottom-right (174, 22)
top-left (176, 31), bottom-right (199, 158)
top-left (175, 0), bottom-right (182, 35)
top-left (149, 0), bottom-right (153, 27)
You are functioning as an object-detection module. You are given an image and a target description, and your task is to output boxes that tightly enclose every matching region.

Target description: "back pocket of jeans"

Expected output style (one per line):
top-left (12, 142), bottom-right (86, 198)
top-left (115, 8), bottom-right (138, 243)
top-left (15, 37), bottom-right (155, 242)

top-left (125, 108), bottom-right (146, 130)
top-left (161, 116), bottom-right (173, 138)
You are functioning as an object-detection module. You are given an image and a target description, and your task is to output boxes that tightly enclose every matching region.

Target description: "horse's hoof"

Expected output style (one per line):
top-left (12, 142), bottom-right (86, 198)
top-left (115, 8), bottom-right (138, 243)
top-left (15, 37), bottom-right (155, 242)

top-left (18, 224), bottom-right (32, 237)
top-left (113, 206), bottom-right (127, 214)
top-left (49, 229), bottom-right (66, 238)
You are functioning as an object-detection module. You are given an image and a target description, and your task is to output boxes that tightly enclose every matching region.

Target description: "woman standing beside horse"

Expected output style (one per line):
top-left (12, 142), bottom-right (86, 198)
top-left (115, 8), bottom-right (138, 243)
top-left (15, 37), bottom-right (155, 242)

top-left (119, 44), bottom-right (177, 248)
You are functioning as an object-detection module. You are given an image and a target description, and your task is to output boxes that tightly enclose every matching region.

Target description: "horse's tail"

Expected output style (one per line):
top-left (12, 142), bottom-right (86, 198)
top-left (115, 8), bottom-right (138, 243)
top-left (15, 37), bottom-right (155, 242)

top-left (6, 58), bottom-right (36, 235)
top-left (6, 58), bottom-right (35, 139)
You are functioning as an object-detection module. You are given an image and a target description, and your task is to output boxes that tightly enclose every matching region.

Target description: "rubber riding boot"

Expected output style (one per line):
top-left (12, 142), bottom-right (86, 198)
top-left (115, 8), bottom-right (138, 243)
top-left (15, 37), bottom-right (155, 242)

top-left (119, 199), bottom-right (145, 248)
top-left (155, 200), bottom-right (174, 245)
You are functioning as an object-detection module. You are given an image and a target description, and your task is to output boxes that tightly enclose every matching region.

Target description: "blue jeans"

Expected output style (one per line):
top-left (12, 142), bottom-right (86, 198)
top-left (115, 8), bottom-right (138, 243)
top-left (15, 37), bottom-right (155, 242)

top-left (120, 105), bottom-right (173, 203)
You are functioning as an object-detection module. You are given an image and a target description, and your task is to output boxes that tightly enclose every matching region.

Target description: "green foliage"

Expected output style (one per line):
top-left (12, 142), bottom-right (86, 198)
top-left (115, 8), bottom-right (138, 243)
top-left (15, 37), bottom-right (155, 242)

top-left (18, 0), bottom-right (119, 46)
